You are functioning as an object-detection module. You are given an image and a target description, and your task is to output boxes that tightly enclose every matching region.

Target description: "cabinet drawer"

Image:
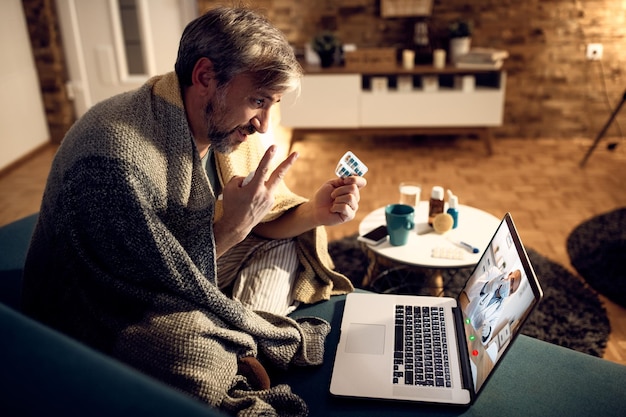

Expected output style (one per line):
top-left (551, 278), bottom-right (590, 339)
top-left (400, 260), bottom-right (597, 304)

top-left (360, 89), bottom-right (504, 127)
top-left (280, 74), bottom-right (360, 128)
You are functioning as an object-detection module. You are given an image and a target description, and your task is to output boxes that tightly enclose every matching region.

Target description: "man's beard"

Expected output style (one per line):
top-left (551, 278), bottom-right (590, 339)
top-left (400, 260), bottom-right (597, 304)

top-left (204, 93), bottom-right (256, 154)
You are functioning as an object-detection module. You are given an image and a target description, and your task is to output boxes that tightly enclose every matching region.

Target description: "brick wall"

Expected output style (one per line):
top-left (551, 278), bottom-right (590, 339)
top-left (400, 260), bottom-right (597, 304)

top-left (24, 0), bottom-right (626, 141)
top-left (22, 0), bottom-right (74, 143)
top-left (199, 0), bottom-right (626, 140)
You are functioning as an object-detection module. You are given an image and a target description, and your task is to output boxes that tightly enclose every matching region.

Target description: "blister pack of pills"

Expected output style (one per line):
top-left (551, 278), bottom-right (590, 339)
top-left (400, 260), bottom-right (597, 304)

top-left (335, 151), bottom-right (368, 178)
top-left (431, 247), bottom-right (465, 260)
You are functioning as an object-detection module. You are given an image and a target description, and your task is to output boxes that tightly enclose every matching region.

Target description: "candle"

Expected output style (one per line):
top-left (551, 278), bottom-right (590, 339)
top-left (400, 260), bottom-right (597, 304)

top-left (402, 49), bottom-right (415, 70)
top-left (433, 49), bottom-right (446, 69)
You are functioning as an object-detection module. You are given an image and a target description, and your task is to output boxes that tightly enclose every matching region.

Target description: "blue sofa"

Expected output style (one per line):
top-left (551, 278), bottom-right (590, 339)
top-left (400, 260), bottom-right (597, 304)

top-left (2, 214), bottom-right (626, 416)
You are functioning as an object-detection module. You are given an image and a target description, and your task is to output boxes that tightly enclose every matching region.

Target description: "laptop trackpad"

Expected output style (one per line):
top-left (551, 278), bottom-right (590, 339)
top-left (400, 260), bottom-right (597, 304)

top-left (345, 323), bottom-right (385, 355)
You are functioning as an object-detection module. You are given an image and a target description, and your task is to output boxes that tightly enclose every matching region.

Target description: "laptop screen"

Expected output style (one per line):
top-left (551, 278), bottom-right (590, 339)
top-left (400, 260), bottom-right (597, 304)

top-left (458, 213), bottom-right (542, 394)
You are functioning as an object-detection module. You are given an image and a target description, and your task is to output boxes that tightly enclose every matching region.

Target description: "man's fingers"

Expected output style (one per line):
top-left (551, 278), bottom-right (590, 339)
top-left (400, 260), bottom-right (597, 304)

top-left (249, 145), bottom-right (277, 186)
top-left (246, 146), bottom-right (297, 191)
top-left (266, 151), bottom-right (298, 191)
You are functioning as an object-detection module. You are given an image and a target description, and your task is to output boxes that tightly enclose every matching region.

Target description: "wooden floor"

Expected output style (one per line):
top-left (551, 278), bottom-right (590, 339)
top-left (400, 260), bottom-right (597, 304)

top-left (1, 134), bottom-right (625, 366)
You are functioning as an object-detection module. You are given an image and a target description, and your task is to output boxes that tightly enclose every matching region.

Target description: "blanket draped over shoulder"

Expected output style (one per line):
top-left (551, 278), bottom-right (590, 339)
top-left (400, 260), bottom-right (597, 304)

top-left (22, 72), bottom-right (352, 416)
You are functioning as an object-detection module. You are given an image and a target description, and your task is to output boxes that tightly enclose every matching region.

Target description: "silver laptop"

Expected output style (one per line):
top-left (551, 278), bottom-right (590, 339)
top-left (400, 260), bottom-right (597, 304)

top-left (330, 213), bottom-right (543, 405)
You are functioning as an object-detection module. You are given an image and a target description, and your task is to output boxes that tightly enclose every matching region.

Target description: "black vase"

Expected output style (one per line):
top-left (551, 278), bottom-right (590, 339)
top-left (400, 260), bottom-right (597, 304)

top-left (319, 51), bottom-right (335, 68)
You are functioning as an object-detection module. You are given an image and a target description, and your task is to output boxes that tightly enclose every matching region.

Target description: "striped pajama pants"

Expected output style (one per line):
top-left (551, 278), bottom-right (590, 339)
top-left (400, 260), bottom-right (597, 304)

top-left (217, 234), bottom-right (300, 315)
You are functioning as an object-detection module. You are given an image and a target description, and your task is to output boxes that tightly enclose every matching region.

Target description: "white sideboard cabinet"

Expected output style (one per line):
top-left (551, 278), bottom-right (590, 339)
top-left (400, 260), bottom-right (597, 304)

top-left (279, 64), bottom-right (507, 154)
top-left (280, 74), bottom-right (361, 128)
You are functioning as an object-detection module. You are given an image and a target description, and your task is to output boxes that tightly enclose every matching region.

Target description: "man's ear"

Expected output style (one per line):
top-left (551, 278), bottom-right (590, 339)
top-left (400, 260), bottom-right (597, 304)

top-left (191, 57), bottom-right (216, 94)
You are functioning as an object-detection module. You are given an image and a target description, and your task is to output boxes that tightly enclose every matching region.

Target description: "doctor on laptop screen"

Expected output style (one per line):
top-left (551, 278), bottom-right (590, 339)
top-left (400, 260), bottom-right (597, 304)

top-left (459, 225), bottom-right (537, 393)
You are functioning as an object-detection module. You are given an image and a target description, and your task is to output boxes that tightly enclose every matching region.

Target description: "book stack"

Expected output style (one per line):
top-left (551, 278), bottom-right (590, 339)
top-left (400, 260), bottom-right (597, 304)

top-left (454, 48), bottom-right (509, 69)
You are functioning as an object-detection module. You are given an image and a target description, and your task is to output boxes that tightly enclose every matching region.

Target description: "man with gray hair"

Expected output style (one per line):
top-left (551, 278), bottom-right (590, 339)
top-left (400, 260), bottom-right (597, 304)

top-left (23, 6), bottom-right (366, 415)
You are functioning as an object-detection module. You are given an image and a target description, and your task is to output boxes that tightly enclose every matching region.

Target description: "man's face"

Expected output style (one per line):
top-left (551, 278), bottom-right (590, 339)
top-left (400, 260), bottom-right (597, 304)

top-left (204, 72), bottom-right (281, 154)
top-left (507, 270), bottom-right (522, 295)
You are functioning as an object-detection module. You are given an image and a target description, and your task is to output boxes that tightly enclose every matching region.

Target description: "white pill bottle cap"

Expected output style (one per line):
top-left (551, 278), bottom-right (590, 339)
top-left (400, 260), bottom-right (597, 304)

top-left (431, 186), bottom-right (444, 200)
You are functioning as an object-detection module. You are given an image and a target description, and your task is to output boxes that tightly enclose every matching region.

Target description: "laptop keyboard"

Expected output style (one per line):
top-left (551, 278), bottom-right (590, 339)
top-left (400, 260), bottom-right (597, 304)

top-left (393, 305), bottom-right (452, 388)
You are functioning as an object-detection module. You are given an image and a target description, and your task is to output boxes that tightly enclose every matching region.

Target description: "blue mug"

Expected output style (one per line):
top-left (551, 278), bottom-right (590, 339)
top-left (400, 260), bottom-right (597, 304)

top-left (385, 204), bottom-right (415, 246)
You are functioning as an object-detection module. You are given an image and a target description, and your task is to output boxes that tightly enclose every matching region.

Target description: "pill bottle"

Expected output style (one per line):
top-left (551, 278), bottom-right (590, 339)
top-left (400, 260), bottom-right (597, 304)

top-left (446, 191), bottom-right (459, 229)
top-left (428, 186), bottom-right (445, 226)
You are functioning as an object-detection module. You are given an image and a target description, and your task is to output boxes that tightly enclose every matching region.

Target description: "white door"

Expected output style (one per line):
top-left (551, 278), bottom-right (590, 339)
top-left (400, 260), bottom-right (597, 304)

top-left (56, 0), bottom-right (197, 117)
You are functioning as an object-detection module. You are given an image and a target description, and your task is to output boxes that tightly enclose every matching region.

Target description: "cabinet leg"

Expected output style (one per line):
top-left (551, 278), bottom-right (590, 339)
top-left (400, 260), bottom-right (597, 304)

top-left (482, 128), bottom-right (494, 156)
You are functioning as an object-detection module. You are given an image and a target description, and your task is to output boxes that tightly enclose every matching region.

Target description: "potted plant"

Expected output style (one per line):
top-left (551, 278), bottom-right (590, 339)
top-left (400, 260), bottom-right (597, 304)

top-left (311, 31), bottom-right (340, 67)
top-left (448, 19), bottom-right (473, 64)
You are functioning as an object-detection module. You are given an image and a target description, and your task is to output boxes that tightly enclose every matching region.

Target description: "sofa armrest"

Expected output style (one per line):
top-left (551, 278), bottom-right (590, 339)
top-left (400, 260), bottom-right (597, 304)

top-left (0, 303), bottom-right (225, 417)
top-left (0, 214), bottom-right (38, 310)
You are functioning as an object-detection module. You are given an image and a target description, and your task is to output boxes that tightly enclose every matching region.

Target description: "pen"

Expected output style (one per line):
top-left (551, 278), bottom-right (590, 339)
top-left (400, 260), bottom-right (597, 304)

top-left (458, 241), bottom-right (480, 253)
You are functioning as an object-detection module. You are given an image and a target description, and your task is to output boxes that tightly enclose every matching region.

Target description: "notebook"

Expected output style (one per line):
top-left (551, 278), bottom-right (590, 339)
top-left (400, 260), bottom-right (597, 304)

top-left (330, 213), bottom-right (543, 405)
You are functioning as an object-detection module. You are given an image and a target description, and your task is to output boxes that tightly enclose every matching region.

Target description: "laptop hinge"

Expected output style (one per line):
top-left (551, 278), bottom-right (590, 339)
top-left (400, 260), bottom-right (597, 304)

top-left (453, 306), bottom-right (475, 399)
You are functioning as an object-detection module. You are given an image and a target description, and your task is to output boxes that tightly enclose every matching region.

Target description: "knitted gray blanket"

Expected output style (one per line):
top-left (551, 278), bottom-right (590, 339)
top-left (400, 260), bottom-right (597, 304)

top-left (23, 73), bottom-right (330, 415)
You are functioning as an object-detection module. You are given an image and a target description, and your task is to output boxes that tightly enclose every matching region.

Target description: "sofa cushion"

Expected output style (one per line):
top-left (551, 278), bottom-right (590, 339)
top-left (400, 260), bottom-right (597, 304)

top-left (280, 294), bottom-right (626, 417)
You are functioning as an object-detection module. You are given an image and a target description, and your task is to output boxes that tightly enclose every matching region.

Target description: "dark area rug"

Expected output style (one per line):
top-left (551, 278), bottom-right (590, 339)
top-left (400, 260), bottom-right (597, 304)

top-left (329, 235), bottom-right (610, 357)
top-left (567, 208), bottom-right (626, 308)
